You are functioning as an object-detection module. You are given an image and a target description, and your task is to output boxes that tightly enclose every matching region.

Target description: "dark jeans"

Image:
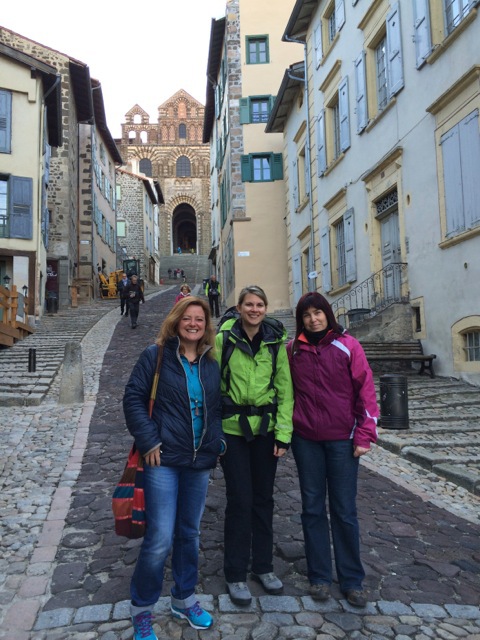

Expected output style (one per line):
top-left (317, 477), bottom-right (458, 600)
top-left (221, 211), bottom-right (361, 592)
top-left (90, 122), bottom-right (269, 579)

top-left (208, 294), bottom-right (220, 318)
top-left (220, 431), bottom-right (278, 582)
top-left (291, 433), bottom-right (364, 592)
top-left (129, 302), bottom-right (140, 326)
top-left (120, 297), bottom-right (129, 315)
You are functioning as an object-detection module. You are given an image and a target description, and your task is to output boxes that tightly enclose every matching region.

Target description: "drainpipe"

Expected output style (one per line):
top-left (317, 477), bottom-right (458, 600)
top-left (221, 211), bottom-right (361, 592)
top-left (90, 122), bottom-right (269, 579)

top-left (284, 34), bottom-right (317, 292)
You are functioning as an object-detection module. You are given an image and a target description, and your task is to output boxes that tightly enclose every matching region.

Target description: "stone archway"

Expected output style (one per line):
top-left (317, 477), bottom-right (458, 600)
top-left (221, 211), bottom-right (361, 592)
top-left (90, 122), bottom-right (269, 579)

top-left (172, 203), bottom-right (197, 253)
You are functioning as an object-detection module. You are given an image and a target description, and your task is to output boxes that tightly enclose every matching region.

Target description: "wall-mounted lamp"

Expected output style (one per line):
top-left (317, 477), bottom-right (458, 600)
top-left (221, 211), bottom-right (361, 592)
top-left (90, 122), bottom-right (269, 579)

top-left (3, 274), bottom-right (11, 288)
top-left (22, 285), bottom-right (29, 297)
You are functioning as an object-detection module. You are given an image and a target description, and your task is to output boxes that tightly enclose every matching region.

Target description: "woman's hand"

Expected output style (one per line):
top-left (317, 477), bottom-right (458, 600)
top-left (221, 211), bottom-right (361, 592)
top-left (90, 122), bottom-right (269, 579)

top-left (144, 447), bottom-right (161, 466)
top-left (274, 445), bottom-right (287, 458)
top-left (353, 445), bottom-right (370, 458)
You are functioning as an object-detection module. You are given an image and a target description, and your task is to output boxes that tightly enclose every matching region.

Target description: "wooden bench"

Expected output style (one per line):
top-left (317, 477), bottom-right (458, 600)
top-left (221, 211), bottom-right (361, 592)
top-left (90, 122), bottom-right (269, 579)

top-left (361, 340), bottom-right (437, 378)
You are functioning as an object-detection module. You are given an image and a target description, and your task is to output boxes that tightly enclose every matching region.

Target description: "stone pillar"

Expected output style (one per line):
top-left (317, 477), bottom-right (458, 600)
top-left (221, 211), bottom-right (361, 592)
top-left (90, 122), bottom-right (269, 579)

top-left (58, 341), bottom-right (84, 404)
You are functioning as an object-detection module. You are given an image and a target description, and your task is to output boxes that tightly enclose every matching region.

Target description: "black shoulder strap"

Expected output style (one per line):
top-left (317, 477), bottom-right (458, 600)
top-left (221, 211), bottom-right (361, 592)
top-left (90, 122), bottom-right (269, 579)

top-left (221, 331), bottom-right (279, 392)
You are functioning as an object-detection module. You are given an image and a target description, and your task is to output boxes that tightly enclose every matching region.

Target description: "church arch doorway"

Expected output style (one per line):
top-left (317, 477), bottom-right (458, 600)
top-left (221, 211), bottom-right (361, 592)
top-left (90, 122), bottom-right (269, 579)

top-left (172, 203), bottom-right (197, 253)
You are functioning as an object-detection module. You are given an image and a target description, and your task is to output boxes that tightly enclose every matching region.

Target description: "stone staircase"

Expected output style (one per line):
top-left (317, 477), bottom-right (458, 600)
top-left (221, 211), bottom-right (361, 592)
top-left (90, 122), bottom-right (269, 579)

top-left (0, 302), bottom-right (116, 406)
top-left (160, 254), bottom-right (211, 286)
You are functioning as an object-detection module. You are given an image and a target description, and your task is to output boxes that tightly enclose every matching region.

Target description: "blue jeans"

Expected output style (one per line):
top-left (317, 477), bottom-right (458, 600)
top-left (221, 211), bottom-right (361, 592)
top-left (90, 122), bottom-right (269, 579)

top-left (291, 434), bottom-right (364, 592)
top-left (130, 464), bottom-right (210, 613)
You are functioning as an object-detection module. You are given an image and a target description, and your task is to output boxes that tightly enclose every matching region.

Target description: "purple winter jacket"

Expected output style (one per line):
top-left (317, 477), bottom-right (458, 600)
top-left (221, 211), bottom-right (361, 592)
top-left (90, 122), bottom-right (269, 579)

top-left (287, 331), bottom-right (378, 449)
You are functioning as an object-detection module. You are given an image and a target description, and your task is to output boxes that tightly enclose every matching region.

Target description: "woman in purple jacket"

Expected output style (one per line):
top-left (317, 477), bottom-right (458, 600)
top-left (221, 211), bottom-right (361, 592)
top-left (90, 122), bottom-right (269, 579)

top-left (287, 292), bottom-right (378, 608)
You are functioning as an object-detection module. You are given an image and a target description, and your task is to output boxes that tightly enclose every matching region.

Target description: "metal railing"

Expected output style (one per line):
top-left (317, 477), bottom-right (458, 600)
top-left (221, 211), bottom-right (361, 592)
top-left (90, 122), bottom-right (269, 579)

top-left (331, 263), bottom-right (409, 324)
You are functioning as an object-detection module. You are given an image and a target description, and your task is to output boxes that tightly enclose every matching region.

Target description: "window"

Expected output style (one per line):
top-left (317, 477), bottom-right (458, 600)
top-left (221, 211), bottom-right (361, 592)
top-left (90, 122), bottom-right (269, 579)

top-left (241, 153), bottom-right (283, 182)
top-left (440, 110), bottom-right (480, 239)
top-left (239, 96), bottom-right (275, 124)
top-left (327, 5), bottom-right (337, 43)
top-left (322, 207), bottom-right (356, 291)
top-left (179, 123), bottom-right (186, 139)
top-left (320, 0), bottom-right (346, 56)
top-left (117, 220), bottom-right (126, 237)
top-left (0, 175), bottom-right (33, 239)
top-left (335, 218), bottom-right (346, 286)
top-left (176, 155), bottom-right (191, 177)
top-left (356, 2), bottom-right (404, 127)
top-left (246, 36), bottom-right (269, 64)
top-left (445, 0), bottom-right (471, 33)
top-left (464, 331), bottom-right (480, 361)
top-left (139, 159), bottom-right (152, 177)
top-left (318, 75), bottom-right (350, 175)
top-left (0, 90), bottom-right (12, 154)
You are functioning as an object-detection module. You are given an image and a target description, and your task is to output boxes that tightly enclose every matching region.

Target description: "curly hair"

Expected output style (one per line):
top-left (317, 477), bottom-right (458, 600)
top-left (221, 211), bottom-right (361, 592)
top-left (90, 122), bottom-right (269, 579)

top-left (155, 296), bottom-right (215, 358)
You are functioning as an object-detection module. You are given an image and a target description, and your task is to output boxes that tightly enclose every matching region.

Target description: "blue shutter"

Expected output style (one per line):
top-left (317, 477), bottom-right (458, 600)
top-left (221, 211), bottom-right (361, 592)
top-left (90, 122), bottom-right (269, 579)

top-left (272, 154), bottom-right (283, 180)
top-left (317, 110), bottom-right (327, 176)
top-left (354, 51), bottom-right (368, 133)
top-left (321, 226), bottom-right (332, 293)
top-left (0, 90), bottom-right (12, 154)
top-left (441, 125), bottom-right (464, 236)
top-left (386, 3), bottom-right (404, 97)
top-left (241, 155), bottom-right (252, 182)
top-left (335, 0), bottom-right (346, 31)
top-left (239, 98), bottom-right (250, 124)
top-left (339, 77), bottom-right (350, 152)
top-left (344, 208), bottom-right (357, 283)
top-left (10, 176), bottom-right (33, 239)
top-left (459, 110), bottom-right (480, 229)
top-left (413, 0), bottom-right (432, 68)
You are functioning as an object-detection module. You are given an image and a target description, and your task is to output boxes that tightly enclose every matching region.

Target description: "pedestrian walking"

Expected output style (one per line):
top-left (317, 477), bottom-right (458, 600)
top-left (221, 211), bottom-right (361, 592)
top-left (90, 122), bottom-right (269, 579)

top-left (123, 297), bottom-right (226, 638)
top-left (167, 268), bottom-right (172, 280)
top-left (181, 269), bottom-right (186, 282)
top-left (124, 274), bottom-right (145, 329)
top-left (205, 275), bottom-right (221, 318)
top-left (175, 284), bottom-right (191, 304)
top-left (117, 272), bottom-right (130, 317)
top-left (286, 292), bottom-right (379, 608)
top-left (215, 285), bottom-right (294, 606)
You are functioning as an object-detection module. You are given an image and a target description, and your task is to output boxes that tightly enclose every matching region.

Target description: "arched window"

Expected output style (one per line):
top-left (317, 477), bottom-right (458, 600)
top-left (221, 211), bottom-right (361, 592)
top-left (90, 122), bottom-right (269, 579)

top-left (139, 158), bottom-right (152, 177)
top-left (176, 156), bottom-right (191, 177)
top-left (179, 123), bottom-right (187, 139)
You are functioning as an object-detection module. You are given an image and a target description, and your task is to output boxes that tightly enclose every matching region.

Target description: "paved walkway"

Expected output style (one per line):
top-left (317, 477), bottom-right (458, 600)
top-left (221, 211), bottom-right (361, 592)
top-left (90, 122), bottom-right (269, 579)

top-left (0, 287), bottom-right (479, 639)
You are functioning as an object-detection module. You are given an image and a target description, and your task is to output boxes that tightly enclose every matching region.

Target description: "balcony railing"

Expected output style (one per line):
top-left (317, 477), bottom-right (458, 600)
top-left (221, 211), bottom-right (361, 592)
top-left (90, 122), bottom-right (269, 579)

top-left (331, 263), bottom-right (409, 325)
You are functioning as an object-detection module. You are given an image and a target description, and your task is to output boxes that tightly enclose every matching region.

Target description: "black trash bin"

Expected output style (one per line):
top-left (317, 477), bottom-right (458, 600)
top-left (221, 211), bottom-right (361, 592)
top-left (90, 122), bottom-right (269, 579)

top-left (379, 374), bottom-right (409, 429)
top-left (46, 293), bottom-right (58, 314)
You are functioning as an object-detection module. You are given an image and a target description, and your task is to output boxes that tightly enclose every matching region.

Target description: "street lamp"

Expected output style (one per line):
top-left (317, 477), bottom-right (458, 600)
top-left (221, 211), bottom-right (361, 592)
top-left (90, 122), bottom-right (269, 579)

top-left (3, 274), bottom-right (11, 289)
top-left (22, 285), bottom-right (28, 297)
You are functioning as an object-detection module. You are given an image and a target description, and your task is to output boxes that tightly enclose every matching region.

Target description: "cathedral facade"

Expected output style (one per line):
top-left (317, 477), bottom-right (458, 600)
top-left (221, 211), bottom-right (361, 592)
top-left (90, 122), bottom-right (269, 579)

top-left (116, 89), bottom-right (211, 257)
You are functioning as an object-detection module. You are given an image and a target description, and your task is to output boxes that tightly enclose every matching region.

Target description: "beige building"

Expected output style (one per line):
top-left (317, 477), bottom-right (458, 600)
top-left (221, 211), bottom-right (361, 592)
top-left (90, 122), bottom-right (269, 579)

top-left (203, 0), bottom-right (302, 311)
top-left (0, 39), bottom-right (61, 322)
top-left (116, 90), bottom-right (211, 261)
top-left (270, 0), bottom-right (480, 383)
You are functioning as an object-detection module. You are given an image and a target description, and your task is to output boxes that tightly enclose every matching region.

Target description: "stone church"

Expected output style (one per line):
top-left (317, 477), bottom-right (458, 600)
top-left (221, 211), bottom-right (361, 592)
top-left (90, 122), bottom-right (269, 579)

top-left (116, 89), bottom-right (211, 257)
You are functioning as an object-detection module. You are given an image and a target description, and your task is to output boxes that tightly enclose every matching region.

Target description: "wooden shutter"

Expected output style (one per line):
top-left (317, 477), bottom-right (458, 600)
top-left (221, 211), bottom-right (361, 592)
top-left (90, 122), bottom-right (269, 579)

top-left (272, 154), bottom-right (283, 181)
top-left (9, 176), bottom-right (33, 239)
top-left (241, 155), bottom-right (252, 182)
top-left (335, 0), bottom-right (346, 31)
top-left (239, 98), bottom-right (250, 124)
top-left (0, 90), bottom-right (12, 154)
top-left (344, 208), bottom-right (357, 283)
top-left (321, 226), bottom-right (332, 293)
top-left (317, 110), bottom-right (327, 176)
top-left (413, 0), bottom-right (432, 68)
top-left (339, 77), bottom-right (350, 152)
top-left (354, 52), bottom-right (368, 133)
top-left (459, 110), bottom-right (480, 229)
top-left (441, 125), bottom-right (464, 236)
top-left (386, 3), bottom-right (404, 97)
top-left (313, 23), bottom-right (322, 67)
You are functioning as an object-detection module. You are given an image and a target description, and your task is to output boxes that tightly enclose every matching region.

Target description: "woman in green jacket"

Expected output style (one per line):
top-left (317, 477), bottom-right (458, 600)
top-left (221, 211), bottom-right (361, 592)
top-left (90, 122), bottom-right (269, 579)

top-left (215, 285), bottom-right (294, 606)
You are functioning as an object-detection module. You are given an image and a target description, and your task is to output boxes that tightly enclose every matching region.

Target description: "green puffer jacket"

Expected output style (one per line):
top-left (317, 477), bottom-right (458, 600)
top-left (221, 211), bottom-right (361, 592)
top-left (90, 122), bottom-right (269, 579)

top-left (215, 318), bottom-right (294, 445)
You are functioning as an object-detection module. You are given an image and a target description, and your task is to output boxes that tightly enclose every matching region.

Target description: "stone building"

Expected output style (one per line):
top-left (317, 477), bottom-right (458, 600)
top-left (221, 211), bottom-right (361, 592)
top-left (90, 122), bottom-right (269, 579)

top-left (116, 89), bottom-right (211, 258)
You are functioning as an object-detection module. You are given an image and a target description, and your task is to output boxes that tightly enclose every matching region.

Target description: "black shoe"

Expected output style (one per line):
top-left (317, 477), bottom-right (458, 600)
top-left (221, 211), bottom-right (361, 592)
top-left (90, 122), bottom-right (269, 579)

top-left (344, 589), bottom-right (367, 608)
top-left (131, 324), bottom-right (137, 329)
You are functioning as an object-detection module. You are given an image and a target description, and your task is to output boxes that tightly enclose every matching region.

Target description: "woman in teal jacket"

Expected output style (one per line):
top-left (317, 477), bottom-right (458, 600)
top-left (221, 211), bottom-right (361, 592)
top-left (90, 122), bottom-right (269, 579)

top-left (215, 285), bottom-right (294, 606)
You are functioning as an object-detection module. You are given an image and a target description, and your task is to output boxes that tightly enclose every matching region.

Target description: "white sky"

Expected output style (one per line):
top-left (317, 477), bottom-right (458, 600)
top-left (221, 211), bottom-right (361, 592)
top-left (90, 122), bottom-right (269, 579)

top-left (1, 0), bottom-right (228, 138)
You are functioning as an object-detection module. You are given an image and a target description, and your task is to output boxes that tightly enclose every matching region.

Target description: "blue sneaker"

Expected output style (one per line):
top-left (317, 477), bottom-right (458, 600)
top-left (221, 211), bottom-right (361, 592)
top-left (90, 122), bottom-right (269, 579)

top-left (171, 601), bottom-right (213, 630)
top-left (132, 611), bottom-right (157, 640)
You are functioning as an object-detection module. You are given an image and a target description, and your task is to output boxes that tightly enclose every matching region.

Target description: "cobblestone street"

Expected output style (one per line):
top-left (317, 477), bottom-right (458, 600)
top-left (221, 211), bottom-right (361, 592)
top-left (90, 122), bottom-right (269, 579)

top-left (1, 286), bottom-right (479, 639)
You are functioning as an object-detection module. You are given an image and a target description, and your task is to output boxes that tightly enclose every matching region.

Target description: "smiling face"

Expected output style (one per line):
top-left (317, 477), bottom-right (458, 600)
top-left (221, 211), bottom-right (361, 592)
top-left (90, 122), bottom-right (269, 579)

top-left (302, 306), bottom-right (329, 333)
top-left (178, 304), bottom-right (206, 347)
top-left (237, 293), bottom-right (266, 335)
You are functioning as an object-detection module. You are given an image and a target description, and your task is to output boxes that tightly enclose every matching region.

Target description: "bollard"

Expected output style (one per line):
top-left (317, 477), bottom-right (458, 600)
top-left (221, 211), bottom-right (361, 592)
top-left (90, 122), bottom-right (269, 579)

top-left (379, 374), bottom-right (409, 429)
top-left (28, 348), bottom-right (36, 372)
top-left (58, 341), bottom-right (84, 404)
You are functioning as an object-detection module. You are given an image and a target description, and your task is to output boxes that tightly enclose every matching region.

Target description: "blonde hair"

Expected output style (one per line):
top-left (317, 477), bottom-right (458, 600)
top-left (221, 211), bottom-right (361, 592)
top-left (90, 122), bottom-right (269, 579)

top-left (155, 296), bottom-right (215, 358)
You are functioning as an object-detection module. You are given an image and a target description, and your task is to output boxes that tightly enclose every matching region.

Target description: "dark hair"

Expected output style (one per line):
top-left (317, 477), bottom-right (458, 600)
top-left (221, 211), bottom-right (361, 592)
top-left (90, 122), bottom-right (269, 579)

top-left (237, 285), bottom-right (268, 307)
top-left (294, 292), bottom-right (342, 340)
